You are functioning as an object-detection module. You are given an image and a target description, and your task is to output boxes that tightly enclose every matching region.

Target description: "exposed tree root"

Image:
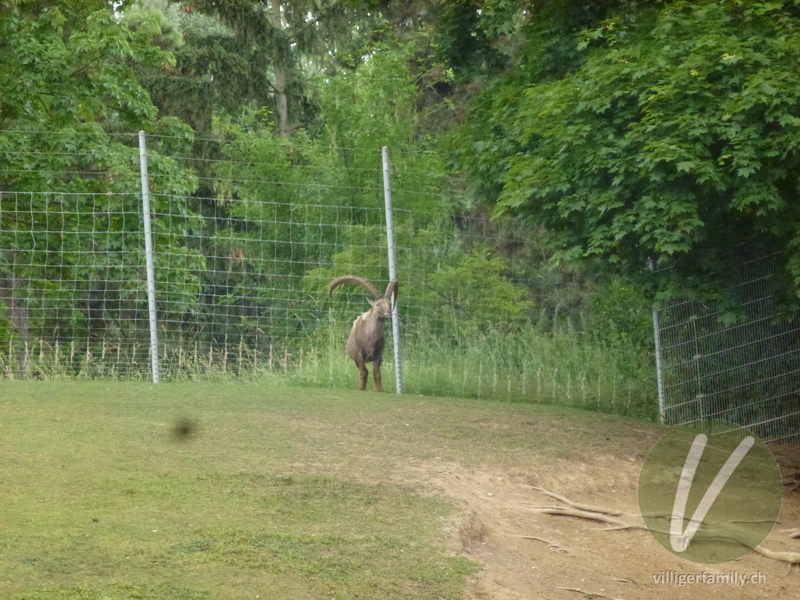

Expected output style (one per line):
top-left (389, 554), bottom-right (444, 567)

top-left (514, 534), bottom-right (566, 552)
top-left (525, 485), bottom-right (623, 516)
top-left (752, 546), bottom-right (800, 564)
top-left (783, 528), bottom-right (800, 539)
top-left (527, 505), bottom-right (643, 531)
top-left (529, 486), bottom-right (800, 567)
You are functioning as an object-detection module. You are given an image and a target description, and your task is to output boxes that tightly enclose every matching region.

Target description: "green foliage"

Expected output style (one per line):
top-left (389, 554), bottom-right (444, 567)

top-left (0, 1), bottom-right (662, 419)
top-left (432, 0), bottom-right (507, 80)
top-left (0, 0), bottom-right (201, 352)
top-left (164, 28), bottom-right (457, 350)
top-left (141, 0), bottom-right (387, 135)
top-left (589, 275), bottom-right (655, 352)
top-left (489, 0), bottom-right (800, 305)
top-left (315, 35), bottom-right (420, 151)
top-left (0, 0), bottom-right (168, 132)
top-left (424, 246), bottom-right (533, 329)
top-left (304, 216), bottom-right (536, 335)
top-left (129, 0), bottom-right (269, 133)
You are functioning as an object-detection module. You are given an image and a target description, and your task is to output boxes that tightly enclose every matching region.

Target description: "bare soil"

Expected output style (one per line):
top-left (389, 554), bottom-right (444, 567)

top-left (405, 449), bottom-right (800, 600)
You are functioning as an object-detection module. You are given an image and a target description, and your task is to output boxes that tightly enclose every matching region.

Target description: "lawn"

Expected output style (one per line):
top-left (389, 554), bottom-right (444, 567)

top-left (0, 381), bottom-right (653, 599)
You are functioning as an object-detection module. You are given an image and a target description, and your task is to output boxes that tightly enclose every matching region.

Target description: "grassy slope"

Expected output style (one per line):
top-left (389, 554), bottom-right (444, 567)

top-left (0, 382), bottom-right (660, 599)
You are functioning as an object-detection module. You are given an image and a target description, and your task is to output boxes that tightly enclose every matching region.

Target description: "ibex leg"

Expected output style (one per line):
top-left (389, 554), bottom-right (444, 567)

top-left (355, 356), bottom-right (368, 391)
top-left (373, 356), bottom-right (385, 392)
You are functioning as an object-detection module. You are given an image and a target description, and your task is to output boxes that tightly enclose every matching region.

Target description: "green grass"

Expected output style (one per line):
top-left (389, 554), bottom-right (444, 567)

top-left (0, 381), bottom-right (660, 599)
top-left (0, 382), bottom-right (470, 599)
top-left (1, 317), bottom-right (658, 421)
top-left (285, 319), bottom-right (658, 419)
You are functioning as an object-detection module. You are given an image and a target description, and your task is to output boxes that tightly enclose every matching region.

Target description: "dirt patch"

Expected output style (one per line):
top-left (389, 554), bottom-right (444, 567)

top-left (404, 452), bottom-right (800, 600)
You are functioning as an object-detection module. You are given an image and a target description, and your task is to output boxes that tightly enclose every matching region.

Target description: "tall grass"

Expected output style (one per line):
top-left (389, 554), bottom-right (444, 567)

top-left (1, 316), bottom-right (658, 419)
top-left (286, 315), bottom-right (657, 419)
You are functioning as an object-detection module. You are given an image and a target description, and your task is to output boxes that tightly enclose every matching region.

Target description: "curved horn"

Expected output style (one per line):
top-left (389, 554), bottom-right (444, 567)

top-left (384, 279), bottom-right (398, 303)
top-left (328, 275), bottom-right (381, 299)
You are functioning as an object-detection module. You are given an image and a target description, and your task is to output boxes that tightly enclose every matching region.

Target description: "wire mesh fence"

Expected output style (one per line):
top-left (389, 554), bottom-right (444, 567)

top-left (654, 250), bottom-right (800, 444)
top-left (0, 130), bottom-right (655, 415)
top-left (0, 190), bottom-right (150, 375)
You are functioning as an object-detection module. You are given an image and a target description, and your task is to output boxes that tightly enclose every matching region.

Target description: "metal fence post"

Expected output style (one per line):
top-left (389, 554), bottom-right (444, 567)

top-left (382, 146), bottom-right (403, 394)
top-left (649, 260), bottom-right (667, 422)
top-left (652, 305), bottom-right (667, 423)
top-left (139, 131), bottom-right (160, 383)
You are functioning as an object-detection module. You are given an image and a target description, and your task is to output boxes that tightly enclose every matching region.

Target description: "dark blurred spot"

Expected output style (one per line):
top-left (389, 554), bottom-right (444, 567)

top-left (171, 418), bottom-right (199, 441)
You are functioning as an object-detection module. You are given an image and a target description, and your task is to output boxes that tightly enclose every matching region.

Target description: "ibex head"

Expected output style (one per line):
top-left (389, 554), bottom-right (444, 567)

top-left (371, 279), bottom-right (398, 321)
top-left (329, 276), bottom-right (398, 319)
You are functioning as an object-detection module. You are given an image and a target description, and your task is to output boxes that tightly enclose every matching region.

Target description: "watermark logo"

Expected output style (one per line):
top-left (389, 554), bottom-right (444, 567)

top-left (638, 420), bottom-right (782, 564)
top-left (652, 570), bottom-right (766, 587)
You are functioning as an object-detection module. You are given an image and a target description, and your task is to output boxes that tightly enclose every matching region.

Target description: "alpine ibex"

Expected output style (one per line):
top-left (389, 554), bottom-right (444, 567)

top-left (329, 276), bottom-right (398, 392)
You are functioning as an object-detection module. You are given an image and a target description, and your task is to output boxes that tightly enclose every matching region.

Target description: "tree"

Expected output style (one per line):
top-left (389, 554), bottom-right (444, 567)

top-left (457, 0), bottom-right (800, 309)
top-left (0, 0), bottom-right (200, 361)
top-left (270, 0), bottom-right (289, 138)
top-left (150, 0), bottom-right (384, 137)
top-left (0, 0), bottom-right (194, 188)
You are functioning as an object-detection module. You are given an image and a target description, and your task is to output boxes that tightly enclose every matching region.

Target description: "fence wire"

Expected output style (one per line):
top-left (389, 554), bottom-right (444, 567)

top-left (0, 130), bottom-right (654, 415)
top-left (655, 251), bottom-right (800, 445)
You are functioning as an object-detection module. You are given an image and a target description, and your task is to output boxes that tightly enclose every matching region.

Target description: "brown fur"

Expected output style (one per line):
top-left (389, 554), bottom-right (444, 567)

top-left (329, 276), bottom-right (398, 391)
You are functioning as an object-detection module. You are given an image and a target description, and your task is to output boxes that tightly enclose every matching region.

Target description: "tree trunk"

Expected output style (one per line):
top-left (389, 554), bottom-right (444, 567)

top-left (0, 276), bottom-right (29, 341)
top-left (0, 275), bottom-right (30, 373)
top-left (271, 0), bottom-right (290, 138)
